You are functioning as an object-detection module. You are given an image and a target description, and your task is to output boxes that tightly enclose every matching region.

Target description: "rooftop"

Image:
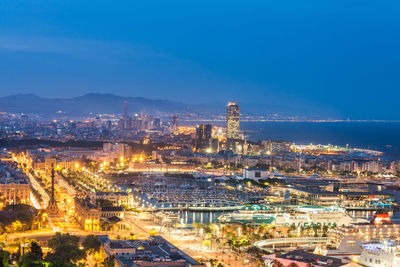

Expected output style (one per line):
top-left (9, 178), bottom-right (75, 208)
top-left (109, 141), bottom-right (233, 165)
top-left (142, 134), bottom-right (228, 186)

top-left (99, 235), bottom-right (203, 267)
top-left (279, 250), bottom-right (342, 267)
top-left (0, 162), bottom-right (29, 185)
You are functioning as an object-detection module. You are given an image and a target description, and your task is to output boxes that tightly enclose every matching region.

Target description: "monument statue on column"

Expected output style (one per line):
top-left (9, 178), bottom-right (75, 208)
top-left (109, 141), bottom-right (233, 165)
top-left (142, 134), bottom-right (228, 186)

top-left (47, 165), bottom-right (59, 216)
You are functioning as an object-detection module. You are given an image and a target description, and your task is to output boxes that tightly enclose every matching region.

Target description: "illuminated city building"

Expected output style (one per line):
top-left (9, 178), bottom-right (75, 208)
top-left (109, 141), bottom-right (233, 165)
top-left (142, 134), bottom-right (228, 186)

top-left (30, 156), bottom-right (76, 171)
top-left (328, 217), bottom-right (400, 257)
top-left (225, 102), bottom-right (244, 153)
top-left (129, 162), bottom-right (196, 173)
top-left (0, 163), bottom-right (30, 206)
top-left (75, 196), bottom-right (128, 232)
top-left (359, 241), bottom-right (400, 267)
top-left (74, 197), bottom-right (101, 232)
top-left (93, 192), bottom-right (135, 207)
top-left (263, 140), bottom-right (292, 153)
top-left (279, 186), bottom-right (394, 207)
top-left (227, 139), bottom-right (244, 154)
top-left (103, 143), bottom-right (132, 161)
top-left (243, 168), bottom-right (270, 181)
top-left (196, 124), bottom-right (212, 141)
top-left (195, 124), bottom-right (217, 153)
top-left (101, 206), bottom-right (125, 219)
top-left (226, 102), bottom-right (240, 139)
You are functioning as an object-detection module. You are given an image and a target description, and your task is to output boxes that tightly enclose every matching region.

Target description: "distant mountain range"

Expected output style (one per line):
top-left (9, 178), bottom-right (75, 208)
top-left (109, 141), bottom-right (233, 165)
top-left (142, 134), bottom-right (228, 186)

top-left (0, 93), bottom-right (339, 120)
top-left (0, 93), bottom-right (192, 117)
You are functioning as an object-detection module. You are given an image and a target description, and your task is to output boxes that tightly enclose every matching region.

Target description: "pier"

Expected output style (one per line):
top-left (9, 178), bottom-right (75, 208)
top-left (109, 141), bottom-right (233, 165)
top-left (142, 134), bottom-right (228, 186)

top-left (155, 199), bottom-right (243, 211)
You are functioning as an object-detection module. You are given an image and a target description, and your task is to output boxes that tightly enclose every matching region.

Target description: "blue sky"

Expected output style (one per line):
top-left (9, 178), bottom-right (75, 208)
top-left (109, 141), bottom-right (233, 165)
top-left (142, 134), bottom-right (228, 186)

top-left (0, 0), bottom-right (399, 119)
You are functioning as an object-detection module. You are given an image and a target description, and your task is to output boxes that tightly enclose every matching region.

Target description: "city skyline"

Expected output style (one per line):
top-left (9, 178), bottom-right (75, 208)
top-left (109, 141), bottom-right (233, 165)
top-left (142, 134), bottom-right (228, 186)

top-left (1, 92), bottom-right (400, 122)
top-left (1, 2), bottom-right (400, 267)
top-left (0, 1), bottom-right (399, 120)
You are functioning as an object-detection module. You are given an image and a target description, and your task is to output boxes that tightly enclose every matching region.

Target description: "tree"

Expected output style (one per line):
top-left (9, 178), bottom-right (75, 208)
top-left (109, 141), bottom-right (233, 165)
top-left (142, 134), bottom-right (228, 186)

top-left (322, 225), bottom-right (329, 237)
top-left (20, 242), bottom-right (44, 267)
top-left (0, 204), bottom-right (36, 232)
top-left (101, 256), bottom-right (115, 267)
top-left (48, 233), bottom-right (79, 250)
top-left (209, 258), bottom-right (218, 267)
top-left (202, 240), bottom-right (212, 249)
top-left (19, 256), bottom-right (46, 267)
top-left (28, 241), bottom-right (43, 261)
top-left (0, 250), bottom-right (9, 267)
top-left (192, 223), bottom-right (204, 236)
top-left (49, 262), bottom-right (76, 267)
top-left (82, 235), bottom-right (101, 255)
top-left (46, 233), bottom-right (85, 264)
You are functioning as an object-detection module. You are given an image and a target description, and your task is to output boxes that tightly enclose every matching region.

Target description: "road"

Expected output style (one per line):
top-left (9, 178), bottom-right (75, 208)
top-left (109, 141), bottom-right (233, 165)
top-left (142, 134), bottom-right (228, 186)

top-left (27, 172), bottom-right (50, 206)
top-left (124, 212), bottom-right (257, 266)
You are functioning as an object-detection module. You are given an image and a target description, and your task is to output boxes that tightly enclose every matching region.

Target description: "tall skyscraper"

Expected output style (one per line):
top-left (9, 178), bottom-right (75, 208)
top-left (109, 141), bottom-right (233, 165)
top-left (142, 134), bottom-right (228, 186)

top-left (226, 102), bottom-right (240, 139)
top-left (196, 124), bottom-right (212, 141)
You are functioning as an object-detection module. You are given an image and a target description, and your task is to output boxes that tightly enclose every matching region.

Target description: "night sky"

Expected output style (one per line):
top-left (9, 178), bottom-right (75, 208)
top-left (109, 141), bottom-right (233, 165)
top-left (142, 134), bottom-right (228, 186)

top-left (0, 1), bottom-right (399, 119)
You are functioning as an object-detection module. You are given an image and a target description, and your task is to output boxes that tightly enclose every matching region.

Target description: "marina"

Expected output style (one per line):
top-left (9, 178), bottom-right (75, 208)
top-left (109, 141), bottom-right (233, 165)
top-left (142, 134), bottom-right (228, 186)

top-left (133, 176), bottom-right (263, 210)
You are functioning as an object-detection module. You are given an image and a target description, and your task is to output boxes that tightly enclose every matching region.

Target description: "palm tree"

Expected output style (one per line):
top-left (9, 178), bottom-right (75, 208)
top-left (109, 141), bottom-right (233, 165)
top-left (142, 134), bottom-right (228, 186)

top-left (322, 225), bottom-right (329, 237)
top-left (270, 225), bottom-right (277, 238)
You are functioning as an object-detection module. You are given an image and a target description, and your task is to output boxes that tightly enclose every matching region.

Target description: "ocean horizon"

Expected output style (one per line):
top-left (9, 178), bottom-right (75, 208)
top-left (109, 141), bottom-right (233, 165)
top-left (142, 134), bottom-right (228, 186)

top-left (241, 121), bottom-right (400, 159)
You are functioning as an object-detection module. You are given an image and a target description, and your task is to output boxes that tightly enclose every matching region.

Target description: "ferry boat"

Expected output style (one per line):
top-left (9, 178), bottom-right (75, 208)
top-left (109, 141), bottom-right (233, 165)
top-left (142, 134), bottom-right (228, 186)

top-left (217, 213), bottom-right (276, 225)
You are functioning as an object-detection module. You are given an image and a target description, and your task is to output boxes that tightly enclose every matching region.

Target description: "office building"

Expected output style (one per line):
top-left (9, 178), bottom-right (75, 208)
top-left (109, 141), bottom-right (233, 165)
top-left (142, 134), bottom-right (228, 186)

top-left (129, 162), bottom-right (196, 173)
top-left (226, 102), bottom-right (240, 139)
top-left (196, 124), bottom-right (212, 141)
top-left (0, 163), bottom-right (30, 206)
top-left (359, 241), bottom-right (400, 267)
top-left (195, 124), bottom-right (214, 152)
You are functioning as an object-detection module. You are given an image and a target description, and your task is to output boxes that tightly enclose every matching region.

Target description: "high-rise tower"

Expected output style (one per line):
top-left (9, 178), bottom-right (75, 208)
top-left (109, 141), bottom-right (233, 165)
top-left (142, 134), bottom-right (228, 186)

top-left (226, 102), bottom-right (240, 139)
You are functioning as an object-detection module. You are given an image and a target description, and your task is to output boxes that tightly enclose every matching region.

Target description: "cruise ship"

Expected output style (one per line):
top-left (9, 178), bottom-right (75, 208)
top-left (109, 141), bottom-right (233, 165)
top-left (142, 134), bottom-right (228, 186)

top-left (217, 205), bottom-right (364, 227)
